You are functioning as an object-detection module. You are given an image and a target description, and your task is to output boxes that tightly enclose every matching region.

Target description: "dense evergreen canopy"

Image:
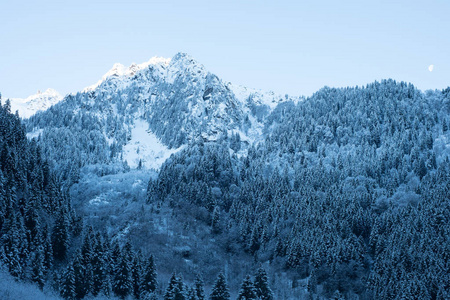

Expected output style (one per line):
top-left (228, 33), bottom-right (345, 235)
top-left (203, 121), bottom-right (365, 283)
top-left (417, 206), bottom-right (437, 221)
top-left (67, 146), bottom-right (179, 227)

top-left (149, 81), bottom-right (450, 298)
top-left (1, 78), bottom-right (449, 299)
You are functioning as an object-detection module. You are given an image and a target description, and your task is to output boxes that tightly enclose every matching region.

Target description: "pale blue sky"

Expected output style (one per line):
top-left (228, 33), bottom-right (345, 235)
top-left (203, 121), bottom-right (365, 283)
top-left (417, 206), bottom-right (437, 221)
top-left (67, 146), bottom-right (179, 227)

top-left (1, 0), bottom-right (449, 99)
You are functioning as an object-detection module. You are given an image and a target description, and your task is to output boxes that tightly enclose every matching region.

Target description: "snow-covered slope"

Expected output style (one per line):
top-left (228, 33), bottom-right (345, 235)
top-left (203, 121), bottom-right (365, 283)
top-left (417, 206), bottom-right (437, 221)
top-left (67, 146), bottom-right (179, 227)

top-left (122, 119), bottom-right (184, 169)
top-left (10, 88), bottom-right (63, 118)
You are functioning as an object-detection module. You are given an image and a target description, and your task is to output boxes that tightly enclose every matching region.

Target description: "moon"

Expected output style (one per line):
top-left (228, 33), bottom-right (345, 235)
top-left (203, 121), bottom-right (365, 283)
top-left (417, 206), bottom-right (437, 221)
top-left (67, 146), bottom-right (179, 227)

top-left (428, 65), bottom-right (434, 72)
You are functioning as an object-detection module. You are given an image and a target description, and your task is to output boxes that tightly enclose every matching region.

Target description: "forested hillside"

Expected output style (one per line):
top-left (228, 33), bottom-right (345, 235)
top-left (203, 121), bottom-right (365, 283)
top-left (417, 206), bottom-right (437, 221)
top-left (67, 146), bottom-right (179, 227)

top-left (2, 55), bottom-right (450, 299)
top-left (149, 80), bottom-right (450, 299)
top-left (0, 97), bottom-right (71, 294)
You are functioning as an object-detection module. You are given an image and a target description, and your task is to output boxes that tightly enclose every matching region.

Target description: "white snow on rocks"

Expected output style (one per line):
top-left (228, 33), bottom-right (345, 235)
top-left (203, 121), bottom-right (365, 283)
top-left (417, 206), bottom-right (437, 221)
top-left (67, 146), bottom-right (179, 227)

top-left (10, 88), bottom-right (63, 118)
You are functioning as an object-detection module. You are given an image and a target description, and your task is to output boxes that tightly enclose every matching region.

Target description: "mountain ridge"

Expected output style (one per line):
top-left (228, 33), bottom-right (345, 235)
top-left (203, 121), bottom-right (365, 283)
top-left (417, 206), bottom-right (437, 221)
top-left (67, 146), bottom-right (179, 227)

top-left (25, 52), bottom-right (301, 171)
top-left (6, 59), bottom-right (449, 299)
top-left (10, 88), bottom-right (63, 118)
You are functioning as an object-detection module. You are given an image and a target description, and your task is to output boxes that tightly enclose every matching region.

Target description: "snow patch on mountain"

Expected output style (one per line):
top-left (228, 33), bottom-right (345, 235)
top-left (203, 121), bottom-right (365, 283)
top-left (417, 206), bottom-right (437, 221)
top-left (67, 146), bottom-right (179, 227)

top-left (123, 119), bottom-right (183, 170)
top-left (26, 128), bottom-right (44, 139)
top-left (10, 88), bottom-right (62, 118)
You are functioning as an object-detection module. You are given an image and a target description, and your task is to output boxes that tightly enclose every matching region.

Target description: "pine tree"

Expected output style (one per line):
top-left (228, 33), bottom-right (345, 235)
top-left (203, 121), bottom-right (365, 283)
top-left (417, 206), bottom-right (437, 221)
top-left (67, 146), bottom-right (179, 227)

top-left (61, 262), bottom-right (76, 300)
top-left (143, 292), bottom-right (159, 300)
top-left (24, 193), bottom-right (41, 250)
top-left (15, 211), bottom-right (29, 274)
top-left (132, 251), bottom-right (143, 299)
top-left (164, 274), bottom-right (176, 300)
top-left (2, 213), bottom-right (24, 278)
top-left (31, 244), bottom-right (46, 290)
top-left (173, 283), bottom-right (186, 300)
top-left (52, 208), bottom-right (70, 261)
top-left (80, 226), bottom-right (94, 295)
top-left (142, 254), bottom-right (158, 294)
top-left (211, 206), bottom-right (221, 234)
top-left (113, 252), bottom-right (132, 299)
top-left (123, 240), bottom-right (134, 263)
top-left (102, 274), bottom-right (113, 298)
top-left (81, 225), bottom-right (94, 266)
top-left (91, 234), bottom-right (105, 297)
top-left (4, 99), bottom-right (11, 114)
top-left (42, 224), bottom-right (53, 270)
top-left (194, 273), bottom-right (206, 300)
top-left (73, 251), bottom-right (89, 299)
top-left (110, 240), bottom-right (122, 275)
top-left (210, 272), bottom-right (230, 300)
top-left (237, 275), bottom-right (257, 300)
top-left (254, 267), bottom-right (273, 300)
top-left (187, 287), bottom-right (199, 300)
top-left (165, 272), bottom-right (186, 300)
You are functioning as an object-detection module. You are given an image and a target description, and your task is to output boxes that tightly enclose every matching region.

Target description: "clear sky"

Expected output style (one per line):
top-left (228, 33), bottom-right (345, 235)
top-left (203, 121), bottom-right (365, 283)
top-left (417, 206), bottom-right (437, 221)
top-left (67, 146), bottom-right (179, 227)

top-left (0, 0), bottom-right (449, 99)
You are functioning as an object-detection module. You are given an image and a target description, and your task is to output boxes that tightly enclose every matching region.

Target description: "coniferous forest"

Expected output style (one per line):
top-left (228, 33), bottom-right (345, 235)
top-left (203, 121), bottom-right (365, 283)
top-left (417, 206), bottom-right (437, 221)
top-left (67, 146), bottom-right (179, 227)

top-left (1, 75), bottom-right (450, 299)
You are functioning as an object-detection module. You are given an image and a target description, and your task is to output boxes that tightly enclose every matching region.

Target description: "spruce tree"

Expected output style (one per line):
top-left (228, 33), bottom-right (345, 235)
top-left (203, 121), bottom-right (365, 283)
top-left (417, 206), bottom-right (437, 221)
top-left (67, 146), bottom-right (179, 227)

top-left (52, 208), bottom-right (70, 261)
top-left (31, 244), bottom-right (45, 290)
top-left (73, 251), bottom-right (89, 299)
top-left (81, 225), bottom-right (94, 266)
top-left (102, 274), bottom-right (113, 298)
top-left (3, 213), bottom-right (23, 278)
top-left (142, 254), bottom-right (158, 294)
top-left (110, 240), bottom-right (122, 274)
top-left (113, 253), bottom-right (132, 299)
top-left (42, 224), bottom-right (53, 271)
top-left (194, 273), bottom-right (206, 300)
top-left (143, 292), bottom-right (159, 300)
top-left (164, 274), bottom-right (176, 300)
top-left (210, 272), bottom-right (230, 300)
top-left (80, 226), bottom-right (94, 296)
top-left (91, 234), bottom-right (105, 297)
top-left (61, 262), bottom-right (76, 300)
top-left (187, 287), bottom-right (199, 300)
top-left (132, 251), bottom-right (143, 299)
top-left (254, 267), bottom-right (273, 300)
top-left (173, 283), bottom-right (186, 300)
top-left (211, 206), bottom-right (221, 234)
top-left (123, 240), bottom-right (134, 263)
top-left (165, 272), bottom-right (186, 300)
top-left (237, 275), bottom-right (257, 300)
top-left (24, 194), bottom-right (41, 249)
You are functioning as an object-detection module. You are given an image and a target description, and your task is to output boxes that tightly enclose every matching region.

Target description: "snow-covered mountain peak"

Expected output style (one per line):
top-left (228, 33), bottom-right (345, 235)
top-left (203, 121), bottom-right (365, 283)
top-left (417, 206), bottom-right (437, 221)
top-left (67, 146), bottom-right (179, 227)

top-left (84, 56), bottom-right (172, 92)
top-left (75, 53), bottom-right (298, 145)
top-left (145, 56), bottom-right (171, 67)
top-left (171, 52), bottom-right (200, 66)
top-left (25, 52), bottom-right (303, 170)
top-left (10, 88), bottom-right (63, 118)
top-left (103, 63), bottom-right (127, 78)
top-left (169, 52), bottom-right (205, 72)
top-left (33, 88), bottom-right (61, 99)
